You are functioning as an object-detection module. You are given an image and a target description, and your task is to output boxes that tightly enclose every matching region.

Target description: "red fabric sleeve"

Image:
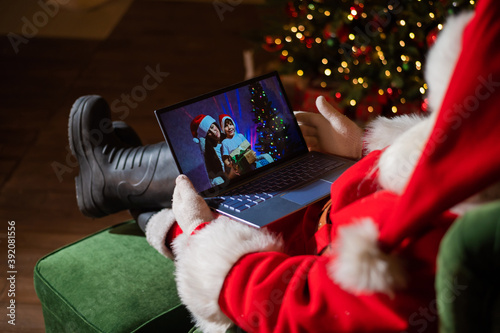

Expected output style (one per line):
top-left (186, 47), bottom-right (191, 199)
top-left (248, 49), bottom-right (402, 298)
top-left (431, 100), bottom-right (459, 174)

top-left (166, 221), bottom-right (212, 250)
top-left (218, 190), bottom-right (447, 333)
top-left (166, 222), bottom-right (183, 249)
top-left (329, 149), bottom-right (382, 215)
top-left (219, 251), bottom-right (437, 333)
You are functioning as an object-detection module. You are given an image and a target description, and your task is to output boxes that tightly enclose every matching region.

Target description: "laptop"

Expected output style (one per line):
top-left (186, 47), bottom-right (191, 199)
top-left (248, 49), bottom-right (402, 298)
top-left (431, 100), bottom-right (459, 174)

top-left (155, 72), bottom-right (355, 228)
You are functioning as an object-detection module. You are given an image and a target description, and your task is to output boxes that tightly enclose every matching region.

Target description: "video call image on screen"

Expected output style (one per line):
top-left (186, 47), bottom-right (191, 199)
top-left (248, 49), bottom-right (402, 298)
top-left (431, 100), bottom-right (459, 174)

top-left (158, 76), bottom-right (304, 194)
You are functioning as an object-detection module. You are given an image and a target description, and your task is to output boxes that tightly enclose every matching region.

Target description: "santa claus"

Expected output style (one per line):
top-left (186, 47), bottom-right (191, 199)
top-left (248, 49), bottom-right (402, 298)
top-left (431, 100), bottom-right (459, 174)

top-left (144, 0), bottom-right (500, 332)
top-left (68, 0), bottom-right (500, 331)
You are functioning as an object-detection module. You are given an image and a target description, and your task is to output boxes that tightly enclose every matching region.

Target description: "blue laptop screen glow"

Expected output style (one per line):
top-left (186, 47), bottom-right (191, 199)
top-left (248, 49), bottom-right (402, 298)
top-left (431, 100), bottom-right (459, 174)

top-left (156, 74), bottom-right (306, 194)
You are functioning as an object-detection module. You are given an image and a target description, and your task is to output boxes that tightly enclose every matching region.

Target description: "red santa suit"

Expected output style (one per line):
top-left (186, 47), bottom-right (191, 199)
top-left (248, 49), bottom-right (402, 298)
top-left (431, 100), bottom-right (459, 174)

top-left (146, 0), bottom-right (500, 331)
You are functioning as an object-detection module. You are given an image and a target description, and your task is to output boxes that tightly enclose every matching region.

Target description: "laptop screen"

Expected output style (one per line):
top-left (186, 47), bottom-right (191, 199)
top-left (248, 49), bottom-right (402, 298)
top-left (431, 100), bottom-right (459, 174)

top-left (155, 72), bottom-right (307, 195)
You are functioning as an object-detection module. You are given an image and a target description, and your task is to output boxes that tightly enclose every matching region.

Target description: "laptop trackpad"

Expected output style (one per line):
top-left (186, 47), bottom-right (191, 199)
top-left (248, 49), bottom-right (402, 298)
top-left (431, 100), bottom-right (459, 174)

top-left (281, 179), bottom-right (332, 205)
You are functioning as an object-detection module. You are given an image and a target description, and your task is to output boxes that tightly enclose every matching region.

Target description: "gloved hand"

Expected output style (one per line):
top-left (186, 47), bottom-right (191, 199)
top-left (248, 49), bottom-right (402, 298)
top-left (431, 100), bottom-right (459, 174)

top-left (295, 96), bottom-right (363, 159)
top-left (172, 175), bottom-right (214, 235)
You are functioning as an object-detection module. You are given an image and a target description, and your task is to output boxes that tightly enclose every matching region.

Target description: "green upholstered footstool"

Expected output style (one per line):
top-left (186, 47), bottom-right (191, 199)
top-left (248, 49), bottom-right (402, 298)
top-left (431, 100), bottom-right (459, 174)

top-left (34, 221), bottom-right (195, 332)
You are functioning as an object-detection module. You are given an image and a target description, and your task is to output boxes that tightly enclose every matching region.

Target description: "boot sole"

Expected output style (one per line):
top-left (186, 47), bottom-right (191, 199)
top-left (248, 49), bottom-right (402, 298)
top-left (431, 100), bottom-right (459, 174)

top-left (68, 96), bottom-right (107, 218)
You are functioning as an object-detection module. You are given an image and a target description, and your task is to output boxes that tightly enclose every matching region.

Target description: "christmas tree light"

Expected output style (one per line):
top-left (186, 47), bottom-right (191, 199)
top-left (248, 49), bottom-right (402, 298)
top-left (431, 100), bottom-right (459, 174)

top-left (260, 0), bottom-right (475, 121)
top-left (249, 82), bottom-right (288, 159)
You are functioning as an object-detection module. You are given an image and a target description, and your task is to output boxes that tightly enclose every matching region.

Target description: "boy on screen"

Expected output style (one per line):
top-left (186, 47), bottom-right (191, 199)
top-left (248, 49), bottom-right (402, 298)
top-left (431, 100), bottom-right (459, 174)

top-left (219, 114), bottom-right (273, 175)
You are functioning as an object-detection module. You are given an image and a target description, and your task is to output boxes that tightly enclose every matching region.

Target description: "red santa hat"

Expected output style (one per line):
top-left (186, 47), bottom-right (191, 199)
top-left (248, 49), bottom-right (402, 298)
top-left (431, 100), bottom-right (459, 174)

top-left (379, 0), bottom-right (500, 252)
top-left (190, 114), bottom-right (216, 138)
top-left (333, 0), bottom-right (500, 295)
top-left (219, 114), bottom-right (234, 134)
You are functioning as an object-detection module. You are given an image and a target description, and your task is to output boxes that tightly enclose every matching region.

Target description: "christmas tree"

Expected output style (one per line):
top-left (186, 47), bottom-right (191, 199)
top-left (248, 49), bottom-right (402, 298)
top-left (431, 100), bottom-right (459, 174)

top-left (260, 0), bottom-right (476, 121)
top-left (249, 82), bottom-right (288, 160)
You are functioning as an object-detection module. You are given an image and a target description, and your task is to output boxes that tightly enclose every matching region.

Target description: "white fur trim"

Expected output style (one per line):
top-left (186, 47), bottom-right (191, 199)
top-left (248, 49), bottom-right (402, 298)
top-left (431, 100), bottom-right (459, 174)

top-left (145, 208), bottom-right (176, 260)
top-left (377, 115), bottom-right (436, 194)
top-left (172, 216), bottom-right (283, 333)
top-left (363, 114), bottom-right (427, 153)
top-left (328, 218), bottom-right (406, 296)
top-left (424, 11), bottom-right (474, 113)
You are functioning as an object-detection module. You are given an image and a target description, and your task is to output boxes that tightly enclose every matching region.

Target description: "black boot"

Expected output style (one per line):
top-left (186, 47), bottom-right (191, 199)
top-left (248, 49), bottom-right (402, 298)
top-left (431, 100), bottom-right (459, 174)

top-left (111, 120), bottom-right (160, 231)
top-left (112, 120), bottom-right (142, 147)
top-left (69, 95), bottom-right (179, 218)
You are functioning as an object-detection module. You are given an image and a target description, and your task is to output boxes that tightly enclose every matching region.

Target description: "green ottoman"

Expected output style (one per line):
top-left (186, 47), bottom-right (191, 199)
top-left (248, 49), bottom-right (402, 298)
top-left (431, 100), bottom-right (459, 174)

top-left (34, 221), bottom-right (195, 332)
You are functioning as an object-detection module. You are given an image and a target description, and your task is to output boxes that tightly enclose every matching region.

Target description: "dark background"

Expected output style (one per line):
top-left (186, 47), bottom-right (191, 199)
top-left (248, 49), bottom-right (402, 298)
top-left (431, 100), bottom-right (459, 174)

top-left (0, 0), bottom-right (273, 331)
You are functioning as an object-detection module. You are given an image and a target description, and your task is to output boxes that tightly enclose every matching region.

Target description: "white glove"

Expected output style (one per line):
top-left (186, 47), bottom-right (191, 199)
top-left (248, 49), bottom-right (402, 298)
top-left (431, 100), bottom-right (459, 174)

top-left (172, 175), bottom-right (214, 235)
top-left (295, 96), bottom-right (363, 159)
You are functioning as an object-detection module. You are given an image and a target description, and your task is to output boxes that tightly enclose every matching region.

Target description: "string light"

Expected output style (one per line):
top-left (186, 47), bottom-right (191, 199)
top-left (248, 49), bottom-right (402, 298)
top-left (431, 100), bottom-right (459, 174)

top-left (263, 0), bottom-right (476, 119)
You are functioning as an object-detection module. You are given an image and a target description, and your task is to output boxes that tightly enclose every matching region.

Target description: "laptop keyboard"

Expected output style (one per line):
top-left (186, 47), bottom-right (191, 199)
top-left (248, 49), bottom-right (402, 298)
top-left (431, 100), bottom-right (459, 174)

top-left (212, 155), bottom-right (344, 213)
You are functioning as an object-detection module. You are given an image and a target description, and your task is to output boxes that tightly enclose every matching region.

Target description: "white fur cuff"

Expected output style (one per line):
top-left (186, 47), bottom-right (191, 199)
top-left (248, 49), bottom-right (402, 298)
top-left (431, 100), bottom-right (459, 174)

top-left (328, 218), bottom-right (406, 296)
top-left (172, 216), bottom-right (284, 333)
top-left (363, 114), bottom-right (427, 154)
top-left (145, 208), bottom-right (177, 260)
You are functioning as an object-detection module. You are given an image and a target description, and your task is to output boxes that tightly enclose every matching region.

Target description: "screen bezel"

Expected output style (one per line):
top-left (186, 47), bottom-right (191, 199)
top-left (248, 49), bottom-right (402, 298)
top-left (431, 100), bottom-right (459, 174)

top-left (154, 71), bottom-right (309, 197)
